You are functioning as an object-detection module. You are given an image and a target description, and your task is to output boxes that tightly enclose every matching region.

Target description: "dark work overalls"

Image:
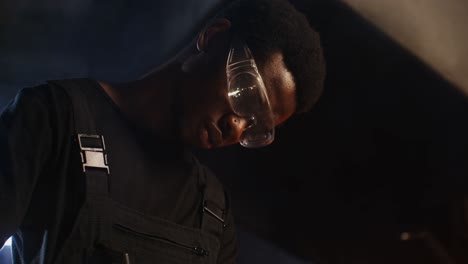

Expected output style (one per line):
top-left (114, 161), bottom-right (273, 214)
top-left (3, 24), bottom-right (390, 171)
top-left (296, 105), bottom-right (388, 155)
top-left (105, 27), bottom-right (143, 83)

top-left (48, 79), bottom-right (227, 264)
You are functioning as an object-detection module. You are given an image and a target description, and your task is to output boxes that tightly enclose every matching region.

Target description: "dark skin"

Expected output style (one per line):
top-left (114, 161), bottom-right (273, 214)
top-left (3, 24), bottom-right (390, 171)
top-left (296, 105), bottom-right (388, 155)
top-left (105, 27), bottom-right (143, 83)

top-left (99, 18), bottom-right (297, 149)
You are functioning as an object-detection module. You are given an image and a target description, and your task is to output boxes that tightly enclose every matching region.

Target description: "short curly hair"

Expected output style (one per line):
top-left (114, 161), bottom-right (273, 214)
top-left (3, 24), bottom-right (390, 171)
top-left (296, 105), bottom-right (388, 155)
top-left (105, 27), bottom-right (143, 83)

top-left (215, 0), bottom-right (326, 113)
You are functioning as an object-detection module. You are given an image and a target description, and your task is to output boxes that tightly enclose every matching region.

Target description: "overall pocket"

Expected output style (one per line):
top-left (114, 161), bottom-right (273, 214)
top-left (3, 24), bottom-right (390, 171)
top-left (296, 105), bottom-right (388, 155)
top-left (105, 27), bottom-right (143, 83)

top-left (112, 223), bottom-right (210, 264)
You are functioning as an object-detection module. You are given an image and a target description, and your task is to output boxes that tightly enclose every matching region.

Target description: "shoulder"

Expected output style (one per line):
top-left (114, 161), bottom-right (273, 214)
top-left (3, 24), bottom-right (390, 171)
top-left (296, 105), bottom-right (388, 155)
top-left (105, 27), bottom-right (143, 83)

top-left (1, 81), bottom-right (72, 123)
top-left (0, 80), bottom-right (83, 148)
top-left (4, 78), bottom-right (101, 115)
top-left (13, 78), bottom-right (98, 104)
top-left (3, 80), bottom-right (75, 111)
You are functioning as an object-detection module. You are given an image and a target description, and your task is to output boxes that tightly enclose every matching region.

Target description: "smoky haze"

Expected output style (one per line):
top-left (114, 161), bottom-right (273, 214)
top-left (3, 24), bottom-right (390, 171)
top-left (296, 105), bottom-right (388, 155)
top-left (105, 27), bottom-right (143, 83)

top-left (343, 0), bottom-right (468, 97)
top-left (2, 1), bottom-right (468, 263)
top-left (0, 0), bottom-right (228, 105)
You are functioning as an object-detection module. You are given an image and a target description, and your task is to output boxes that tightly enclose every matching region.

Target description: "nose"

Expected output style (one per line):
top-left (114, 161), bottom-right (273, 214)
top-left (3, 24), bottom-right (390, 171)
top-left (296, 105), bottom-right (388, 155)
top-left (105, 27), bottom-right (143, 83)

top-left (221, 114), bottom-right (251, 144)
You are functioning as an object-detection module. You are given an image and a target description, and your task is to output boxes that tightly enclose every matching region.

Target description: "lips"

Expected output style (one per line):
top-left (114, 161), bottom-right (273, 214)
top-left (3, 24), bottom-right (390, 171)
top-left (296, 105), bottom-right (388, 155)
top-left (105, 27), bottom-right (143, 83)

top-left (200, 128), bottom-right (211, 148)
top-left (202, 122), bottom-right (222, 148)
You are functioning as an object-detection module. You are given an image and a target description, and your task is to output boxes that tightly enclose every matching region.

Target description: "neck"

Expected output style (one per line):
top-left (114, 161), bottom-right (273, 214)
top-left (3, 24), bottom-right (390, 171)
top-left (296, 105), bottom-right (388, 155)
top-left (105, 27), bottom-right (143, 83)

top-left (98, 61), bottom-right (185, 141)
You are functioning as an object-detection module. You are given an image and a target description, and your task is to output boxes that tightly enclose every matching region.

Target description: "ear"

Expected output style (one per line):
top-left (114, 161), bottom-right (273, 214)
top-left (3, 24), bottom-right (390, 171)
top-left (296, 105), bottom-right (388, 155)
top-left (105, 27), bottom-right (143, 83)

top-left (196, 18), bottom-right (231, 52)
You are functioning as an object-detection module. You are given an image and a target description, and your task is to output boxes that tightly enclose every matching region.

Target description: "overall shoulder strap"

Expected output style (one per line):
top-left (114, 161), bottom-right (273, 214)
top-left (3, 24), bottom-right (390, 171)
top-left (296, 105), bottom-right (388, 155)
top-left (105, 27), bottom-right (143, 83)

top-left (48, 78), bottom-right (112, 243)
top-left (48, 78), bottom-right (111, 177)
top-left (48, 78), bottom-right (97, 135)
top-left (196, 157), bottom-right (228, 239)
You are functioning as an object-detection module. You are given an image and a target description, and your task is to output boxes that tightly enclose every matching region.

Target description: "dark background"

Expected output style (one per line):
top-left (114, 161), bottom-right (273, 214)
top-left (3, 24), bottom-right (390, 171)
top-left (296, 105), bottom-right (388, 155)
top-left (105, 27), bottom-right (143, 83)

top-left (1, 0), bottom-right (468, 263)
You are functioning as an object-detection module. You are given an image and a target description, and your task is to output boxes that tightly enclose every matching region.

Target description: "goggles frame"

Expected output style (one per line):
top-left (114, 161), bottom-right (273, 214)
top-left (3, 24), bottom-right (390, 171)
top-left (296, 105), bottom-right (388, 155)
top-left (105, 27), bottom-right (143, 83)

top-left (226, 38), bottom-right (275, 148)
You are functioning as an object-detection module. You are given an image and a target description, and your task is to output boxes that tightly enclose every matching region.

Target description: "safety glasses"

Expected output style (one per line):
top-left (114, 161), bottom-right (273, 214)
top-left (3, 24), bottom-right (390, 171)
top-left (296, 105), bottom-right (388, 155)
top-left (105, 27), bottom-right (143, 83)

top-left (226, 38), bottom-right (275, 148)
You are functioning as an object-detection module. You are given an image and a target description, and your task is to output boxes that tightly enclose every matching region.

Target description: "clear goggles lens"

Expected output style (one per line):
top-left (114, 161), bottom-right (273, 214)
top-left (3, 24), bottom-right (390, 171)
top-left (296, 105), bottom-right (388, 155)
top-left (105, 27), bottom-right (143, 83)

top-left (226, 40), bottom-right (275, 148)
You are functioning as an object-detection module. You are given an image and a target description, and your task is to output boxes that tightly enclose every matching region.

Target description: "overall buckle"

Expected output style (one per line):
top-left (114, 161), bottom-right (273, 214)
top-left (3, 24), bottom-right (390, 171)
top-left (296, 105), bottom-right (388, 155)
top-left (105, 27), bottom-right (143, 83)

top-left (77, 134), bottom-right (110, 174)
top-left (203, 200), bottom-right (226, 226)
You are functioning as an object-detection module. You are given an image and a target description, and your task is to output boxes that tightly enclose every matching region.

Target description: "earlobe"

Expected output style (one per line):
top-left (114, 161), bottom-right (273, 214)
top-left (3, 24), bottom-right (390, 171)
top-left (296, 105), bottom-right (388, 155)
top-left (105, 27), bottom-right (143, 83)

top-left (196, 18), bottom-right (231, 52)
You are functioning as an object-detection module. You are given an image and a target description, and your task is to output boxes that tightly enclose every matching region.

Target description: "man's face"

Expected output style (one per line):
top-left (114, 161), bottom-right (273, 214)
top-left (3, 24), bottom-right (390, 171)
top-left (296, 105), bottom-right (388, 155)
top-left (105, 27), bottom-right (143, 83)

top-left (179, 50), bottom-right (296, 149)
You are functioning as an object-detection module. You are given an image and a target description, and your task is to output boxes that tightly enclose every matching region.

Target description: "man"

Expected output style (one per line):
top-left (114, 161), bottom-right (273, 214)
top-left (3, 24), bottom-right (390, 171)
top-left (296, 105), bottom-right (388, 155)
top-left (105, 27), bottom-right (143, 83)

top-left (0, 0), bottom-right (326, 263)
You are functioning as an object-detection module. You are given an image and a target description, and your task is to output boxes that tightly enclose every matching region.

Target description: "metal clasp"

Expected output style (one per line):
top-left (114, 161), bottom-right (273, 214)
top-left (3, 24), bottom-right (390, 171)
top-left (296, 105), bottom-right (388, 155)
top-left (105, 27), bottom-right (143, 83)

top-left (77, 134), bottom-right (110, 174)
top-left (124, 252), bottom-right (131, 264)
top-left (203, 201), bottom-right (225, 225)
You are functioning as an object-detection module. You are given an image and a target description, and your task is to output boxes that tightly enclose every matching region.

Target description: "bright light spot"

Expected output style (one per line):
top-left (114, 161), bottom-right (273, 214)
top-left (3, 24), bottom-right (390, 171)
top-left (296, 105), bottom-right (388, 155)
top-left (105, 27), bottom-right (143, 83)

top-left (4, 237), bottom-right (11, 246)
top-left (400, 232), bottom-right (410, 241)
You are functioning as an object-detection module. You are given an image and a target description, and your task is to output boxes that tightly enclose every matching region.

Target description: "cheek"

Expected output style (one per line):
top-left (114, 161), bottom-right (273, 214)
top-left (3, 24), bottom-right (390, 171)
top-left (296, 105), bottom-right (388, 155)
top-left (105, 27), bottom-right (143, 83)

top-left (184, 83), bottom-right (228, 120)
top-left (183, 64), bottom-right (230, 119)
top-left (201, 73), bottom-right (230, 109)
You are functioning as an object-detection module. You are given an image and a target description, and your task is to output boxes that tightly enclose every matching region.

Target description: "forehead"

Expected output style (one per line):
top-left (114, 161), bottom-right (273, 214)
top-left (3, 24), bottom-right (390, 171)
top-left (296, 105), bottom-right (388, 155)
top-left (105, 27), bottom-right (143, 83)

top-left (258, 51), bottom-right (296, 125)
